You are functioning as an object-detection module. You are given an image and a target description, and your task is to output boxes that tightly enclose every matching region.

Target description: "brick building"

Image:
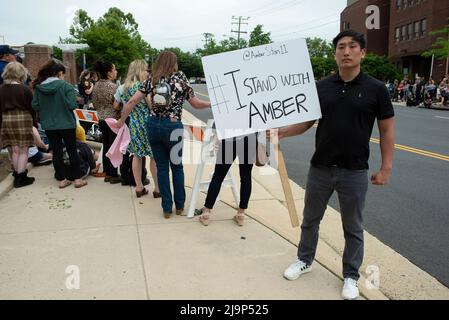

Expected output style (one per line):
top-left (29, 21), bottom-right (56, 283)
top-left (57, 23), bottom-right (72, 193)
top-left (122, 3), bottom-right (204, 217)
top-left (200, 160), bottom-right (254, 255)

top-left (341, 0), bottom-right (449, 81)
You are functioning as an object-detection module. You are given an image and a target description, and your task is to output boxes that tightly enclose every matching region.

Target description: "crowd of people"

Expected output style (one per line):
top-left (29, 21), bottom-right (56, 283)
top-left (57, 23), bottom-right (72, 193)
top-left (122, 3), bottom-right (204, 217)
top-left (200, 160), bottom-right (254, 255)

top-left (0, 28), bottom-right (400, 300)
top-left (386, 75), bottom-right (449, 107)
top-left (0, 45), bottom-right (260, 224)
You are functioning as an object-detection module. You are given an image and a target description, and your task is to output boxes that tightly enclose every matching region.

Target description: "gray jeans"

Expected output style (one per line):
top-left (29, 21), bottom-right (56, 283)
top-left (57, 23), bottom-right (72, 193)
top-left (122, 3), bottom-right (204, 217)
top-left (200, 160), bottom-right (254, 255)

top-left (298, 165), bottom-right (369, 280)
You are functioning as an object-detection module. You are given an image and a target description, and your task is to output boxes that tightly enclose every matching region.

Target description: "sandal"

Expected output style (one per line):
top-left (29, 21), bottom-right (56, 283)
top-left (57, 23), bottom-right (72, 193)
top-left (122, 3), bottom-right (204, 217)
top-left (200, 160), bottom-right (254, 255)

top-left (75, 180), bottom-right (88, 189)
top-left (234, 213), bottom-right (245, 227)
top-left (136, 188), bottom-right (149, 198)
top-left (59, 180), bottom-right (72, 189)
top-left (90, 164), bottom-right (101, 175)
top-left (196, 209), bottom-right (210, 227)
top-left (92, 172), bottom-right (107, 178)
top-left (153, 192), bottom-right (162, 199)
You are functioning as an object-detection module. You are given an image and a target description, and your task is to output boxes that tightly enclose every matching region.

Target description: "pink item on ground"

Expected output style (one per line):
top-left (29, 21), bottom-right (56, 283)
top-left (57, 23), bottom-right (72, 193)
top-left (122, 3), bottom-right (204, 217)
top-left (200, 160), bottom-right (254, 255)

top-left (105, 118), bottom-right (130, 168)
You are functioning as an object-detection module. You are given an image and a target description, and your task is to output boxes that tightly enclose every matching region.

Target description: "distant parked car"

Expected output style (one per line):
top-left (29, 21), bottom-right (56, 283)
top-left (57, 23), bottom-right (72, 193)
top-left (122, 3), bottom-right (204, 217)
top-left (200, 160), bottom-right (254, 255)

top-left (189, 77), bottom-right (207, 84)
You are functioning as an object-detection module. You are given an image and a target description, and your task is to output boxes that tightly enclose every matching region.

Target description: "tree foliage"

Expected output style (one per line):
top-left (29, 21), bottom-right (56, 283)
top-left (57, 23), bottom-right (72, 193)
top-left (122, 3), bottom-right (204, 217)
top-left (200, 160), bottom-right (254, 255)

top-left (52, 46), bottom-right (63, 60)
top-left (306, 38), bottom-right (337, 79)
top-left (65, 7), bottom-right (152, 76)
top-left (362, 54), bottom-right (402, 81)
top-left (249, 25), bottom-right (272, 47)
top-left (162, 47), bottom-right (203, 78)
top-left (306, 37), bottom-right (334, 58)
top-left (423, 19), bottom-right (449, 60)
top-left (311, 57), bottom-right (337, 79)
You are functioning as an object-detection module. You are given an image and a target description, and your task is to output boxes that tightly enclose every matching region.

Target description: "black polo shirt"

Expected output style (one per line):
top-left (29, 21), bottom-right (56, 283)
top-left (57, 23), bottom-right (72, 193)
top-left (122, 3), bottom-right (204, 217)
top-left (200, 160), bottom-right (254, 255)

top-left (311, 72), bottom-right (394, 170)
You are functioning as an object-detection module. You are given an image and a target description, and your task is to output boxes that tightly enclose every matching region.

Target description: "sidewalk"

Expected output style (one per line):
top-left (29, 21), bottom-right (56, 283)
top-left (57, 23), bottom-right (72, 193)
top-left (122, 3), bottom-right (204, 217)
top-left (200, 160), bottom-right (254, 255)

top-left (0, 161), bottom-right (348, 300)
top-left (394, 101), bottom-right (449, 111)
top-left (0, 111), bottom-right (448, 300)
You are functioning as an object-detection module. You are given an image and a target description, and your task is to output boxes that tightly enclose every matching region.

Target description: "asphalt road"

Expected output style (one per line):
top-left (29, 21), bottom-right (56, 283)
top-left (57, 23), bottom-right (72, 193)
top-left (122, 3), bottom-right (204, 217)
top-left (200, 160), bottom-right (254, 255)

top-left (186, 84), bottom-right (449, 288)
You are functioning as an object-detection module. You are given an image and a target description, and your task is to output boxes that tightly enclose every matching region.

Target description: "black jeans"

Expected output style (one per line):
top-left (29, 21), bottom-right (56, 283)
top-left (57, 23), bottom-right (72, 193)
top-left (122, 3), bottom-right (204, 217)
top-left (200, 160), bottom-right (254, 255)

top-left (46, 129), bottom-right (82, 181)
top-left (205, 138), bottom-right (255, 210)
top-left (99, 120), bottom-right (118, 177)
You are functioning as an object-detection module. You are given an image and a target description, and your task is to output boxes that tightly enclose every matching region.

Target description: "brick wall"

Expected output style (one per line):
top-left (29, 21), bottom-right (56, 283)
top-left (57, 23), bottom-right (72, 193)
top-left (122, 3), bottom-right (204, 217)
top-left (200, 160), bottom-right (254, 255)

top-left (23, 45), bottom-right (52, 81)
top-left (62, 51), bottom-right (78, 85)
top-left (341, 0), bottom-right (390, 56)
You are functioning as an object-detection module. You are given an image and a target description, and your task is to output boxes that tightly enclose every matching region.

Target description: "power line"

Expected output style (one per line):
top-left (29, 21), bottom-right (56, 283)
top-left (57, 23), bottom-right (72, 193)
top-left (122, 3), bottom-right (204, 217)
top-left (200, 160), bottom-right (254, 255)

top-left (243, 0), bottom-right (290, 16)
top-left (270, 12), bottom-right (340, 34)
top-left (144, 33), bottom-right (202, 41)
top-left (251, 0), bottom-right (305, 18)
top-left (273, 19), bottom-right (340, 38)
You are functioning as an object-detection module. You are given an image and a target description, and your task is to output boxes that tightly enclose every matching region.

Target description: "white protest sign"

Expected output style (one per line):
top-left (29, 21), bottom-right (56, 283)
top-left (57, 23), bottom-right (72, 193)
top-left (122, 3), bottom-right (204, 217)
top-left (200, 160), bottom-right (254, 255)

top-left (202, 39), bottom-right (322, 140)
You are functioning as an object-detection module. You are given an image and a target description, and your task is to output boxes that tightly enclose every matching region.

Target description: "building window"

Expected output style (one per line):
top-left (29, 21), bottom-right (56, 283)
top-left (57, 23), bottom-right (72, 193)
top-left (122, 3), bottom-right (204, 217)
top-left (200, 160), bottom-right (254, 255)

top-left (407, 23), bottom-right (413, 40)
top-left (414, 21), bottom-right (420, 38)
top-left (396, 0), bottom-right (401, 10)
top-left (402, 25), bottom-right (407, 41)
top-left (421, 19), bottom-right (427, 37)
top-left (395, 27), bottom-right (400, 42)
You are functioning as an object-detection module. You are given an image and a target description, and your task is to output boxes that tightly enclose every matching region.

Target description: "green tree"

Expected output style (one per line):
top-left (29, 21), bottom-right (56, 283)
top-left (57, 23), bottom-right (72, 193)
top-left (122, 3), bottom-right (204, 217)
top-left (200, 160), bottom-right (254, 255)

top-left (63, 8), bottom-right (153, 76)
top-left (163, 47), bottom-right (203, 78)
top-left (196, 33), bottom-right (224, 57)
top-left (52, 46), bottom-right (63, 60)
top-left (306, 37), bottom-right (334, 58)
top-left (248, 25), bottom-right (272, 47)
top-left (220, 37), bottom-right (246, 51)
top-left (423, 19), bottom-right (449, 60)
top-left (306, 37), bottom-right (336, 78)
top-left (362, 54), bottom-right (402, 81)
top-left (311, 57), bottom-right (337, 79)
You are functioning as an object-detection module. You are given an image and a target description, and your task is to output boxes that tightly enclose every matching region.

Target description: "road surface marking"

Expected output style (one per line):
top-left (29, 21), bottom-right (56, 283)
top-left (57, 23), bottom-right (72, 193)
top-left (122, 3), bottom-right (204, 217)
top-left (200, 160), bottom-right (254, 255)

top-left (435, 116), bottom-right (449, 120)
top-left (195, 92), bottom-right (210, 99)
top-left (195, 91), bottom-right (449, 162)
top-left (371, 138), bottom-right (449, 162)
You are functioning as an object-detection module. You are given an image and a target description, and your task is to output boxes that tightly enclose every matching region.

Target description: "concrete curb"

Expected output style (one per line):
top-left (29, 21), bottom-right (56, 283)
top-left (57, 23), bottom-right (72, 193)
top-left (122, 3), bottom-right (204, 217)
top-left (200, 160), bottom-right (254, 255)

top-left (0, 173), bottom-right (13, 200)
top-left (181, 110), bottom-right (386, 300)
top-left (0, 163), bottom-right (34, 201)
top-left (181, 109), bottom-right (449, 300)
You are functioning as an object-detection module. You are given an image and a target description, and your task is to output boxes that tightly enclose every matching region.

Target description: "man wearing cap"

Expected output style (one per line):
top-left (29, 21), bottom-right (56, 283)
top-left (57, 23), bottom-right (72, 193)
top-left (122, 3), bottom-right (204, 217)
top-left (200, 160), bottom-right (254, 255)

top-left (0, 45), bottom-right (18, 85)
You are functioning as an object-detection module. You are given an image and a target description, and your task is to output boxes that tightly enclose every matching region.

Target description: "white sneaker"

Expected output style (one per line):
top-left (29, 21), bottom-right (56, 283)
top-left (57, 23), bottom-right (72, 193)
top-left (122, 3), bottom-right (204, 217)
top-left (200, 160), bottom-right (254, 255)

top-left (284, 259), bottom-right (312, 281)
top-left (342, 278), bottom-right (360, 300)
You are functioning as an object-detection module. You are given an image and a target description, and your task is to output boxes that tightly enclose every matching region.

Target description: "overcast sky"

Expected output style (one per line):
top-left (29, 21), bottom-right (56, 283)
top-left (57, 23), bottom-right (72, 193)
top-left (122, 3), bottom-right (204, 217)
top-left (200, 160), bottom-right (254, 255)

top-left (1, 0), bottom-right (347, 51)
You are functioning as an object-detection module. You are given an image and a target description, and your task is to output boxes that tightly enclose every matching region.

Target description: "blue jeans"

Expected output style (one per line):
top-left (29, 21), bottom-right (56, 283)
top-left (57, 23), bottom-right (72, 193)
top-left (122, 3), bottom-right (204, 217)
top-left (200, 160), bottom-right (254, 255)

top-left (147, 117), bottom-right (186, 214)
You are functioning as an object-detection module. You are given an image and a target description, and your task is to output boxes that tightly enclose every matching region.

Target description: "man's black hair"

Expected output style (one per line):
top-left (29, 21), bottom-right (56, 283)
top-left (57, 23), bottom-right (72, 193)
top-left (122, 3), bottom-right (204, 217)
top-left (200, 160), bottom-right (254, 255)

top-left (333, 30), bottom-right (367, 49)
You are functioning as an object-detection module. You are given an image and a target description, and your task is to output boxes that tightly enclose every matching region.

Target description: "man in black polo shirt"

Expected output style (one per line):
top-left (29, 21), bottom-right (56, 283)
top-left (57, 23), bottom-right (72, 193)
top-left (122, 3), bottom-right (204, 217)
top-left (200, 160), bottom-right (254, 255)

top-left (278, 30), bottom-right (395, 300)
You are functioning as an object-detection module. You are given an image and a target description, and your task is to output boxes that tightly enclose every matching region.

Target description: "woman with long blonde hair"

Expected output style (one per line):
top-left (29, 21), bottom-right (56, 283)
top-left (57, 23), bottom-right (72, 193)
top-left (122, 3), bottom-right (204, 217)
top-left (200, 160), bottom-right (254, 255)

top-left (117, 51), bottom-right (211, 218)
top-left (113, 59), bottom-right (159, 197)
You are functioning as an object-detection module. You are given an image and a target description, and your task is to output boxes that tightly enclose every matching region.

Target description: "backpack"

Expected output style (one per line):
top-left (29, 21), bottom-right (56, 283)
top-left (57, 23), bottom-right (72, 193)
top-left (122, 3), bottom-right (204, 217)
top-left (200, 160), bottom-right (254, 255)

top-left (152, 78), bottom-right (172, 108)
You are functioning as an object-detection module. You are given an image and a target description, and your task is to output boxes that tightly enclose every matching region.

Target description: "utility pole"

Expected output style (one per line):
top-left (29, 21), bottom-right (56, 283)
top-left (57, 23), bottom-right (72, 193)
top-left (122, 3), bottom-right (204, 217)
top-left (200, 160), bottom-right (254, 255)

top-left (231, 16), bottom-right (250, 48)
top-left (0, 35), bottom-right (5, 44)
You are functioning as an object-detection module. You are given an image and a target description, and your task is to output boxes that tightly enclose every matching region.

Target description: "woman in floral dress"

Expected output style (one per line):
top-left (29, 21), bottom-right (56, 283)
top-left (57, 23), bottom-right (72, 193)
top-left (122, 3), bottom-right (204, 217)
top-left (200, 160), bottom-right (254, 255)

top-left (114, 59), bottom-right (159, 197)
